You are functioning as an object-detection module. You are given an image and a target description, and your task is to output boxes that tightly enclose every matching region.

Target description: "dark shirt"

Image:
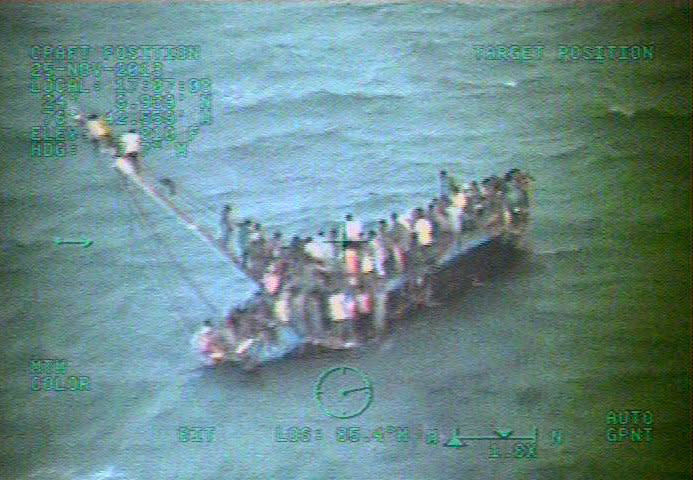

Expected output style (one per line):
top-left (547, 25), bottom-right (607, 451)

top-left (238, 224), bottom-right (250, 249)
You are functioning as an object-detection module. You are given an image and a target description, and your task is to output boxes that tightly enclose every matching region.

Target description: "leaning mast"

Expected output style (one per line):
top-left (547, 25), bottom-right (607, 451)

top-left (112, 157), bottom-right (252, 281)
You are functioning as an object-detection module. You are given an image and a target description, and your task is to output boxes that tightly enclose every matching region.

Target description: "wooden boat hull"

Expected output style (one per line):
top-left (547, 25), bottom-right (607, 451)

top-left (237, 230), bottom-right (526, 367)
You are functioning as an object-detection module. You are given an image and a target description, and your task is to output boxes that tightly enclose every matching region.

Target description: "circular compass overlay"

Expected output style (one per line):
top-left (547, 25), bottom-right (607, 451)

top-left (314, 366), bottom-right (374, 419)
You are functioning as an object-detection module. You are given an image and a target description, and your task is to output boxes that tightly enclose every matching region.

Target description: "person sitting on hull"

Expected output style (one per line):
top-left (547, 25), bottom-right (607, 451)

top-left (191, 320), bottom-right (227, 367)
top-left (224, 309), bottom-right (241, 348)
top-left (355, 283), bottom-right (374, 342)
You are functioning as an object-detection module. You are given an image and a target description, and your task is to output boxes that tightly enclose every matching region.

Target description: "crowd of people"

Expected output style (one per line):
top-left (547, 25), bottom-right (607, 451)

top-left (213, 168), bottom-right (532, 362)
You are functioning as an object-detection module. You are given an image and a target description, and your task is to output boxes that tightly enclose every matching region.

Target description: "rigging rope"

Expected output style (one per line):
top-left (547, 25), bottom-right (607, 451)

top-left (117, 172), bottom-right (220, 317)
top-left (156, 178), bottom-right (226, 232)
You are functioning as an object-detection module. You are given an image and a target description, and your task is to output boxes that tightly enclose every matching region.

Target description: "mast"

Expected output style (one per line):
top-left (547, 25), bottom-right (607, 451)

top-left (68, 105), bottom-right (255, 285)
top-left (113, 157), bottom-right (252, 281)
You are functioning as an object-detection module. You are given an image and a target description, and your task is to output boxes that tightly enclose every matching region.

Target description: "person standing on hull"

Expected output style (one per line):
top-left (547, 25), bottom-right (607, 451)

top-left (372, 285), bottom-right (388, 340)
top-left (305, 292), bottom-right (326, 342)
top-left (439, 170), bottom-right (459, 199)
top-left (305, 232), bottom-right (328, 264)
top-left (323, 228), bottom-right (339, 272)
top-left (360, 231), bottom-right (376, 279)
top-left (237, 219), bottom-right (252, 268)
top-left (247, 222), bottom-right (270, 278)
top-left (448, 185), bottom-right (465, 236)
top-left (224, 308), bottom-right (241, 350)
top-left (374, 220), bottom-right (390, 279)
top-left (355, 282), bottom-right (374, 342)
top-left (344, 238), bottom-right (361, 279)
top-left (426, 203), bottom-right (440, 241)
top-left (414, 208), bottom-right (434, 250)
top-left (388, 212), bottom-right (408, 273)
top-left (267, 231), bottom-right (283, 260)
top-left (343, 213), bottom-right (363, 247)
top-left (412, 215), bottom-right (437, 307)
top-left (343, 284), bottom-right (359, 347)
top-left (434, 198), bottom-right (453, 238)
top-left (219, 204), bottom-right (236, 249)
top-left (273, 286), bottom-right (292, 327)
top-left (469, 181), bottom-right (483, 216)
top-left (328, 290), bottom-right (347, 347)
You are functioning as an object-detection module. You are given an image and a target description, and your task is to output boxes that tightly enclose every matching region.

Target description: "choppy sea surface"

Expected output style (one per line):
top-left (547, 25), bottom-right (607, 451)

top-left (0, 2), bottom-right (690, 479)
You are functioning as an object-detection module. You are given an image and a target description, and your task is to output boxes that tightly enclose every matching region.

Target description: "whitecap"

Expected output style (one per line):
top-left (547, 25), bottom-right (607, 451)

top-left (607, 105), bottom-right (635, 117)
top-left (74, 466), bottom-right (129, 480)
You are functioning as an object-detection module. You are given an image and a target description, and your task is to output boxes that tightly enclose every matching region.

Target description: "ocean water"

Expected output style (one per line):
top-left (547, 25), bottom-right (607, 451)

top-left (0, 2), bottom-right (690, 479)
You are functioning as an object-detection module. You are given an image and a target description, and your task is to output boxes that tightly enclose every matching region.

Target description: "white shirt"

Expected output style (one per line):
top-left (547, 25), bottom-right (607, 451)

top-left (400, 212), bottom-right (415, 231)
top-left (452, 192), bottom-right (468, 209)
top-left (345, 220), bottom-right (363, 242)
top-left (329, 293), bottom-right (347, 321)
top-left (190, 326), bottom-right (213, 351)
top-left (121, 132), bottom-right (142, 154)
top-left (414, 218), bottom-right (433, 246)
top-left (304, 240), bottom-right (327, 261)
top-left (446, 206), bottom-right (462, 232)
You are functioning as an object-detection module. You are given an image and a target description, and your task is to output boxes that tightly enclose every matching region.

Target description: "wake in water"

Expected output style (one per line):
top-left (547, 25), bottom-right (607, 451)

top-left (28, 465), bottom-right (129, 480)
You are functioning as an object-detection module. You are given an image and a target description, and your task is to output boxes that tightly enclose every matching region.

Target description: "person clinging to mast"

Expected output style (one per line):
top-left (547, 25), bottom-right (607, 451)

top-left (120, 128), bottom-right (143, 173)
top-left (85, 114), bottom-right (113, 152)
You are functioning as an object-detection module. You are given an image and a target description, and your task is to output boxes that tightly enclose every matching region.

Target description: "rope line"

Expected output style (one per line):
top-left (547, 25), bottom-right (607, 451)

top-left (118, 171), bottom-right (220, 317)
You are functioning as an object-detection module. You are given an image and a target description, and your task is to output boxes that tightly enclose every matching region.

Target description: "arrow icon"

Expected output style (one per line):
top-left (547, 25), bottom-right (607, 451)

top-left (444, 429), bottom-right (468, 448)
top-left (494, 430), bottom-right (514, 439)
top-left (54, 237), bottom-right (93, 248)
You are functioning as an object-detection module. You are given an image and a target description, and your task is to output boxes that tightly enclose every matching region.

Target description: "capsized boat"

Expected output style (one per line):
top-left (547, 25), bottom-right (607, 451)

top-left (76, 112), bottom-right (532, 370)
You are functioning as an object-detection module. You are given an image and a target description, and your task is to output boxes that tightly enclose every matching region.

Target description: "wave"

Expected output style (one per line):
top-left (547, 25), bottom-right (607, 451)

top-left (444, 77), bottom-right (522, 96)
top-left (536, 245), bottom-right (584, 256)
top-left (222, 87), bottom-right (408, 113)
top-left (607, 105), bottom-right (635, 117)
top-left (26, 466), bottom-right (130, 480)
top-left (601, 105), bottom-right (691, 120)
top-left (73, 467), bottom-right (130, 480)
top-left (224, 124), bottom-right (348, 151)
